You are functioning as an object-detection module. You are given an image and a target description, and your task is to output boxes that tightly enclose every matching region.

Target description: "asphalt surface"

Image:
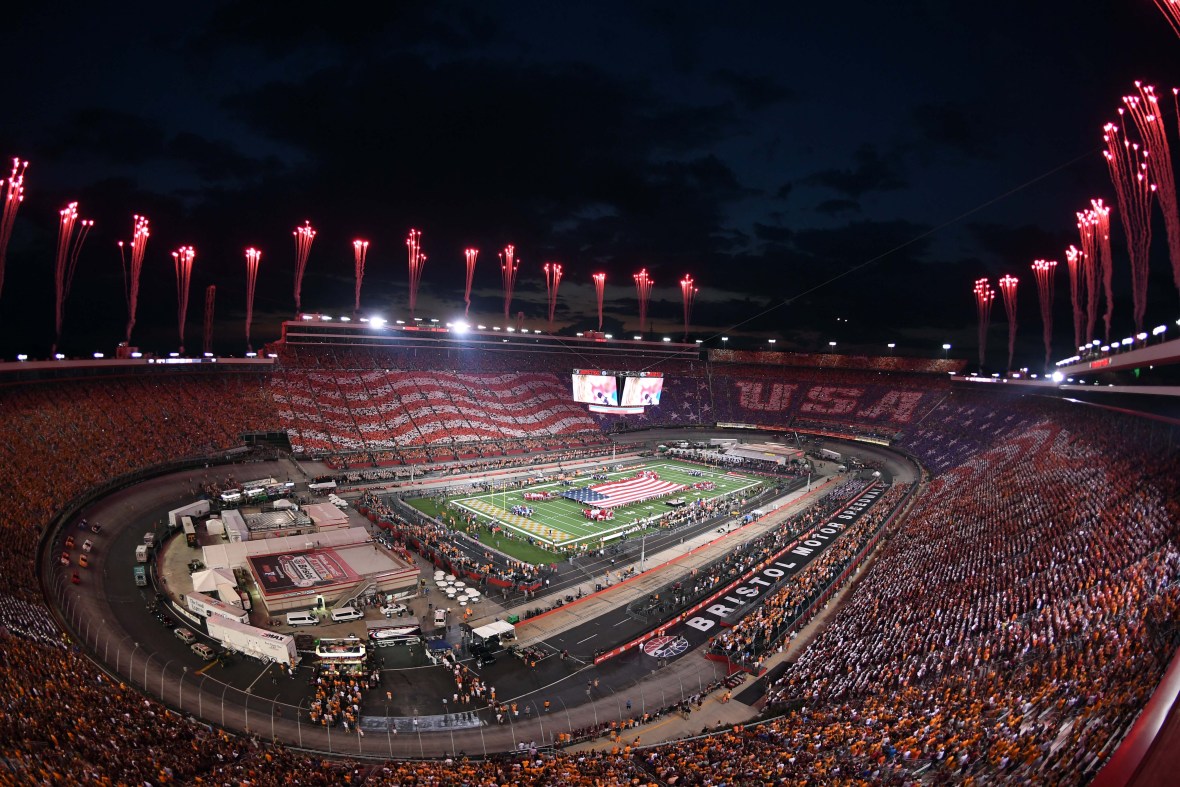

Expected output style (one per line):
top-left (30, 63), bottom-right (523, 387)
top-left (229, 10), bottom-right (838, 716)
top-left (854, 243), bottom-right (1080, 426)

top-left (43, 431), bottom-right (917, 757)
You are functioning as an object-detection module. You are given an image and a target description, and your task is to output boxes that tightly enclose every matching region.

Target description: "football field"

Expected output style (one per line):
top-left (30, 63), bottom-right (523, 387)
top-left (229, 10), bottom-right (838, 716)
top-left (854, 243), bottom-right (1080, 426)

top-left (449, 459), bottom-right (762, 550)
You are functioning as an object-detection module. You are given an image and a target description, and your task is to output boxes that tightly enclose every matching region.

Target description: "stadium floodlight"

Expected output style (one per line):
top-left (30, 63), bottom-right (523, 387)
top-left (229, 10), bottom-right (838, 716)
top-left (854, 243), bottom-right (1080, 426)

top-left (54, 353), bottom-right (65, 360)
top-left (453, 321), bottom-right (469, 334)
top-left (300, 314), bottom-right (313, 321)
top-left (1152, 325), bottom-right (1167, 336)
top-left (1067, 378), bottom-right (1075, 382)
top-left (395, 319), bottom-right (405, 325)
top-left (1101, 345), bottom-right (1109, 352)
top-left (507, 327), bottom-right (516, 333)
top-left (370, 317), bottom-right (386, 329)
top-left (16, 354), bottom-right (27, 361)
top-left (1136, 332), bottom-right (1147, 341)
top-left (695, 339), bottom-right (703, 344)
top-left (768, 339), bottom-right (776, 344)
top-left (887, 343), bottom-right (896, 348)
top-left (430, 318), bottom-right (439, 323)
top-left (340, 316), bottom-right (350, 322)
top-left (130, 352), bottom-right (142, 358)
top-left (576, 332), bottom-right (584, 337)
top-left (721, 336), bottom-right (729, 342)
top-left (321, 316), bottom-right (333, 321)
top-left (633, 335), bottom-right (642, 340)
top-left (246, 352), bottom-right (257, 358)
top-left (1051, 371), bottom-right (1064, 383)
top-left (828, 341), bottom-right (836, 347)
top-left (203, 352), bottom-right (213, 357)
top-left (413, 317), bottom-right (423, 322)
top-left (267, 353), bottom-right (277, 358)
top-left (492, 326), bottom-right (501, 331)
top-left (477, 324), bottom-right (487, 330)
top-left (662, 337), bottom-right (671, 342)
top-left (942, 343), bottom-right (952, 349)
top-left (1121, 338), bottom-right (1133, 346)
top-left (169, 352), bottom-right (179, 358)
top-left (93, 352), bottom-right (104, 359)
top-left (605, 333), bottom-right (613, 339)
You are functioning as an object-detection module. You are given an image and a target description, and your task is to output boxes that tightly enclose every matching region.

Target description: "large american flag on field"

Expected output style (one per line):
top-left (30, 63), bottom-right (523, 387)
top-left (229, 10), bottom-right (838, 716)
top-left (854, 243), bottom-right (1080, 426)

top-left (584, 474), bottom-right (688, 509)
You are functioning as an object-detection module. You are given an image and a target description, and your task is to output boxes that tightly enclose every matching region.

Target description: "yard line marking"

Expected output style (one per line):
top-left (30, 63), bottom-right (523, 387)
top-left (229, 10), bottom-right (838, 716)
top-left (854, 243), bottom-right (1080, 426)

top-left (576, 633), bottom-right (598, 644)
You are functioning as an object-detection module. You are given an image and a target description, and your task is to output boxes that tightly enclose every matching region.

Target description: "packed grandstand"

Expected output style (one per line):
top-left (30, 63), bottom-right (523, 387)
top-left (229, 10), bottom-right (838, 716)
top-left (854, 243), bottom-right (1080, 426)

top-left (2, 339), bottom-right (1178, 785)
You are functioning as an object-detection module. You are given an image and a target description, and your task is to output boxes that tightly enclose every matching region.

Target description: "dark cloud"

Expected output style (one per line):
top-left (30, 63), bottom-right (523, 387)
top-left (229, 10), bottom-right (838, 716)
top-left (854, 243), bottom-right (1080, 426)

top-left (804, 143), bottom-right (907, 199)
top-left (911, 102), bottom-right (995, 159)
top-left (774, 182), bottom-right (793, 200)
top-left (710, 68), bottom-right (794, 111)
top-left (814, 198), bottom-right (860, 216)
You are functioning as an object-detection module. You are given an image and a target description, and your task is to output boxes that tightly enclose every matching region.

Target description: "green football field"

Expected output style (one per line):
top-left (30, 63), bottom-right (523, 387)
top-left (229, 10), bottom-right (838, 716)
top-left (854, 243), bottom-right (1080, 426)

top-left (448, 459), bottom-right (763, 551)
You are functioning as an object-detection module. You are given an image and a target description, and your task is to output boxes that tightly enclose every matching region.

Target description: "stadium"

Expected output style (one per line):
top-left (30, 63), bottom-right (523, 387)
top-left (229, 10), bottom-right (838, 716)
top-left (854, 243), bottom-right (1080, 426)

top-left (5, 5), bottom-right (1180, 786)
top-left (0, 316), bottom-right (1176, 785)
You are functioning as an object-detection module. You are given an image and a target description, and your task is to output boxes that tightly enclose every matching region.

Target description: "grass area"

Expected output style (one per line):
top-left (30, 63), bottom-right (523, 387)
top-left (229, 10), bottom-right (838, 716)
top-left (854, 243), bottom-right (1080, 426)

top-left (455, 460), bottom-right (761, 551)
top-left (405, 496), bottom-right (561, 565)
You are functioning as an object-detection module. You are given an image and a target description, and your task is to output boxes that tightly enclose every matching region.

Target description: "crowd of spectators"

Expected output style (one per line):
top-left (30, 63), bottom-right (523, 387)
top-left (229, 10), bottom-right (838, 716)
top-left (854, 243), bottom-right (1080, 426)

top-left (2, 361), bottom-right (1179, 784)
top-left (708, 484), bottom-right (910, 671)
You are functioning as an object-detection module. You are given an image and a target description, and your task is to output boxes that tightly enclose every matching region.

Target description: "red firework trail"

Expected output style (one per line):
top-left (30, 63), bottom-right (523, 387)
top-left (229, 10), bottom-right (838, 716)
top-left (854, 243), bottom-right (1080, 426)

top-left (1031, 259), bottom-right (1057, 367)
top-left (203, 285), bottom-right (216, 356)
top-left (1064, 246), bottom-right (1085, 351)
top-left (999, 275), bottom-right (1019, 371)
top-left (119, 214), bottom-right (150, 345)
top-left (1154, 0), bottom-right (1180, 36)
top-left (245, 248), bottom-right (261, 352)
top-left (680, 275), bottom-right (698, 340)
top-left (353, 239), bottom-right (369, 315)
top-left (1075, 208), bottom-right (1100, 343)
top-left (405, 229), bottom-right (426, 318)
top-left (1090, 200), bottom-right (1115, 342)
top-left (172, 245), bottom-right (195, 353)
top-left (1103, 120), bottom-right (1155, 333)
top-left (543, 262), bottom-right (563, 329)
top-left (499, 245), bottom-right (519, 323)
top-left (634, 268), bottom-right (654, 333)
top-left (1124, 83), bottom-right (1180, 297)
top-left (0, 158), bottom-right (27, 302)
top-left (52, 202), bottom-right (94, 353)
top-left (593, 272), bottom-right (606, 331)
top-left (463, 248), bottom-right (478, 316)
top-left (973, 278), bottom-right (995, 369)
top-left (292, 221), bottom-right (316, 314)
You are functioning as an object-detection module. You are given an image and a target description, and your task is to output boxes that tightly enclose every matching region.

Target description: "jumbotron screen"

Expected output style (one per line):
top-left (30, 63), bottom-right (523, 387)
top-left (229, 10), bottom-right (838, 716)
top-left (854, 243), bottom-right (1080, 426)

top-left (571, 372), bottom-right (619, 406)
top-left (572, 370), bottom-right (662, 408)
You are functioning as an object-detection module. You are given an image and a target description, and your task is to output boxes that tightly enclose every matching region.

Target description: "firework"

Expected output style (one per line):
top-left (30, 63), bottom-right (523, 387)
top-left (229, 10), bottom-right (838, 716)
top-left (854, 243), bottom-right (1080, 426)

top-left (499, 245), bottom-right (519, 323)
top-left (998, 275), bottom-right (1019, 372)
top-left (173, 246), bottom-right (195, 353)
top-left (52, 202), bottom-right (94, 354)
top-left (353, 239), bottom-right (369, 315)
top-left (1155, 1), bottom-right (1180, 36)
top-left (1090, 200), bottom-right (1115, 342)
top-left (1124, 83), bottom-right (1180, 298)
top-left (463, 248), bottom-right (478, 316)
top-left (1103, 120), bottom-right (1155, 333)
top-left (634, 269), bottom-right (654, 334)
top-left (973, 278), bottom-right (995, 369)
top-left (203, 285), bottom-right (216, 356)
top-left (292, 221), bottom-right (316, 314)
top-left (1064, 246), bottom-right (1085, 351)
top-left (245, 248), bottom-right (261, 352)
top-left (1031, 259), bottom-right (1056, 367)
top-left (1075, 208), bottom-right (1100, 343)
top-left (406, 229), bottom-right (426, 317)
top-left (543, 262), bottom-right (563, 330)
top-left (593, 272), bottom-right (606, 331)
top-left (680, 275), bottom-right (698, 340)
top-left (118, 214), bottom-right (150, 345)
top-left (0, 158), bottom-right (27, 302)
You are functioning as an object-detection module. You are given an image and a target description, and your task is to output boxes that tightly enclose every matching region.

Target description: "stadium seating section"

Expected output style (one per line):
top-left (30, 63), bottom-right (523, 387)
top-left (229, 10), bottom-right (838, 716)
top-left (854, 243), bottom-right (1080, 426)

top-left (0, 348), bottom-right (1176, 784)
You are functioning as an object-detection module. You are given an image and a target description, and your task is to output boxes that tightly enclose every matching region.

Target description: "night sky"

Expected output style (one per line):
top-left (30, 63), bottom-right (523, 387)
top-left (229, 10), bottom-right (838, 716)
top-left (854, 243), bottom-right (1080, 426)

top-left (0, 1), bottom-right (1177, 368)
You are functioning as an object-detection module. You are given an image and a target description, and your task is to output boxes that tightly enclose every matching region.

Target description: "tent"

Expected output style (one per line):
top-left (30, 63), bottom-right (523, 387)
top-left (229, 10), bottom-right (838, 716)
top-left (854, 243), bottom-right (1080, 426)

top-left (470, 620), bottom-right (516, 644)
top-left (191, 567), bottom-right (237, 593)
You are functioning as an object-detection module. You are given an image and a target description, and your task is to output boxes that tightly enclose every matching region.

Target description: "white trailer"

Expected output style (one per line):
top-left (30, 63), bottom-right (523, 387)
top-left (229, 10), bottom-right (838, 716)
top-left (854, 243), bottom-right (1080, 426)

top-left (819, 448), bottom-right (842, 462)
top-left (168, 500), bottom-right (211, 527)
top-left (206, 616), bottom-right (297, 666)
top-left (186, 591), bottom-right (249, 625)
